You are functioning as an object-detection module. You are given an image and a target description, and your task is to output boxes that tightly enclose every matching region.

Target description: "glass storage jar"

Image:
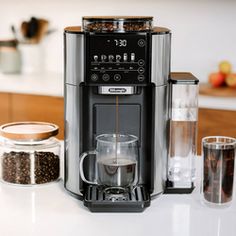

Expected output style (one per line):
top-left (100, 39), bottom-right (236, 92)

top-left (0, 122), bottom-right (60, 185)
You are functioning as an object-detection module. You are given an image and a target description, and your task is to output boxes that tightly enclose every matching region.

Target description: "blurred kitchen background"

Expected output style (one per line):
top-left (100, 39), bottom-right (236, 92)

top-left (1, 0), bottom-right (236, 78)
top-left (0, 0), bottom-right (236, 152)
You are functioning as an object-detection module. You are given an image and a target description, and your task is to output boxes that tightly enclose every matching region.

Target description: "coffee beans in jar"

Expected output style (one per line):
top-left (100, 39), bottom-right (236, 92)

top-left (0, 122), bottom-right (61, 185)
top-left (2, 151), bottom-right (31, 184)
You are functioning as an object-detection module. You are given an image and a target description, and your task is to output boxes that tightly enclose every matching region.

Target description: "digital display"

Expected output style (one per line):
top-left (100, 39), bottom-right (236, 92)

top-left (88, 34), bottom-right (148, 84)
top-left (114, 39), bottom-right (127, 47)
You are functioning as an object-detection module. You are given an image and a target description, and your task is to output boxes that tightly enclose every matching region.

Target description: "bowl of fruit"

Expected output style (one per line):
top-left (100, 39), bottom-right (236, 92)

top-left (209, 61), bottom-right (236, 88)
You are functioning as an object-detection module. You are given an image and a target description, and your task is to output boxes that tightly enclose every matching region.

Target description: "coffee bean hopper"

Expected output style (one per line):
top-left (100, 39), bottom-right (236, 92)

top-left (64, 16), bottom-right (199, 212)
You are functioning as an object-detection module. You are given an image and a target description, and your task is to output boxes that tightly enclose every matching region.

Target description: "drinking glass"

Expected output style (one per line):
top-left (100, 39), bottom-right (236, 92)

top-left (79, 134), bottom-right (139, 188)
top-left (202, 136), bottom-right (236, 207)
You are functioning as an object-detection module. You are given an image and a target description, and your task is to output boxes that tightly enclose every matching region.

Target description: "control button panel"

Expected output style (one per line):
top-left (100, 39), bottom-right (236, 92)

top-left (91, 73), bottom-right (99, 81)
top-left (102, 73), bottom-right (110, 81)
top-left (86, 34), bottom-right (149, 84)
top-left (138, 59), bottom-right (145, 66)
top-left (138, 39), bottom-right (146, 47)
top-left (138, 67), bottom-right (145, 74)
top-left (114, 74), bottom-right (122, 81)
top-left (137, 75), bottom-right (145, 81)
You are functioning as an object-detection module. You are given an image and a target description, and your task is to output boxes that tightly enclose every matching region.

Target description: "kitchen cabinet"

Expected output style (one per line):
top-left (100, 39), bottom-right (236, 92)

top-left (197, 108), bottom-right (236, 154)
top-left (0, 92), bottom-right (64, 139)
top-left (0, 93), bottom-right (11, 124)
top-left (198, 84), bottom-right (236, 154)
top-left (1, 92), bottom-right (236, 151)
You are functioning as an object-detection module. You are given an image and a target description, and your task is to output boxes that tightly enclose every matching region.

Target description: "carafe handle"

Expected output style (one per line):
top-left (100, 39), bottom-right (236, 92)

top-left (79, 150), bottom-right (98, 185)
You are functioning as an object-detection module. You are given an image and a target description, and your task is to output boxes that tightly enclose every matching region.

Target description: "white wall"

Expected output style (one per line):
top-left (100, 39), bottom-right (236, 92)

top-left (1, 0), bottom-right (236, 82)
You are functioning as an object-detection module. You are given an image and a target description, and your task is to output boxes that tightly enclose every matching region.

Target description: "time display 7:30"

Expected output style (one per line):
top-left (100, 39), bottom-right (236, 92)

top-left (114, 39), bottom-right (127, 47)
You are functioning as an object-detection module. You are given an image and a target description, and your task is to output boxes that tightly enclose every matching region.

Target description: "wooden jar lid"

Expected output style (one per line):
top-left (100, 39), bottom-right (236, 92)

top-left (0, 121), bottom-right (59, 141)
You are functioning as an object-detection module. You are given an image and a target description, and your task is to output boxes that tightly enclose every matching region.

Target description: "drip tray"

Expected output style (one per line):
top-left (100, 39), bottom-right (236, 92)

top-left (84, 185), bottom-right (151, 212)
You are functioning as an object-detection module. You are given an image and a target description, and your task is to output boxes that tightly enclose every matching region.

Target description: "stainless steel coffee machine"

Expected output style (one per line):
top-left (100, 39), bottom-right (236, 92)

top-left (64, 16), bottom-right (199, 212)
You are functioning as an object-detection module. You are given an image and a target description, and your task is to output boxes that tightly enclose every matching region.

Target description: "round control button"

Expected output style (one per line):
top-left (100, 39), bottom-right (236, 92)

top-left (114, 74), bottom-right (122, 81)
top-left (138, 59), bottom-right (145, 66)
top-left (138, 39), bottom-right (146, 47)
top-left (91, 73), bottom-right (98, 81)
top-left (138, 67), bottom-right (145, 74)
top-left (138, 75), bottom-right (145, 82)
top-left (102, 73), bottom-right (110, 81)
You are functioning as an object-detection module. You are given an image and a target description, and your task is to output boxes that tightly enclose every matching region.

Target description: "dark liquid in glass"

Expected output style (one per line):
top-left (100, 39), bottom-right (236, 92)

top-left (203, 145), bottom-right (235, 204)
top-left (97, 158), bottom-right (136, 187)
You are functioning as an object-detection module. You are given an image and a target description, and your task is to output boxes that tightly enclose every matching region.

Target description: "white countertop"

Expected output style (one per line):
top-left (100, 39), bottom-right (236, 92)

top-left (0, 157), bottom-right (235, 236)
top-left (1, 72), bottom-right (236, 110)
top-left (0, 72), bottom-right (63, 97)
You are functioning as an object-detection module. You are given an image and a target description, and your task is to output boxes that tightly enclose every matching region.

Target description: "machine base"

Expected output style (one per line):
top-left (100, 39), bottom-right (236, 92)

top-left (83, 185), bottom-right (151, 212)
top-left (164, 180), bottom-right (195, 194)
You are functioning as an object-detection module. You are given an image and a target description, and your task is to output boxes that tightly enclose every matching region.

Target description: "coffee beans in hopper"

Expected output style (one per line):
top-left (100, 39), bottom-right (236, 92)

top-left (85, 22), bottom-right (151, 32)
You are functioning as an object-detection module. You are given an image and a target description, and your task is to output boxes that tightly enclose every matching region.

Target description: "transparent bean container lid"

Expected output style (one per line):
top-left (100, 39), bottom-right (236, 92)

top-left (82, 16), bottom-right (153, 32)
top-left (0, 122), bottom-right (60, 186)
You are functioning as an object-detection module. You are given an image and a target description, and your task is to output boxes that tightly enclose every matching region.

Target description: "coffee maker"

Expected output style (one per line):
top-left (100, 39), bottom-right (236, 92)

top-left (64, 16), bottom-right (199, 212)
